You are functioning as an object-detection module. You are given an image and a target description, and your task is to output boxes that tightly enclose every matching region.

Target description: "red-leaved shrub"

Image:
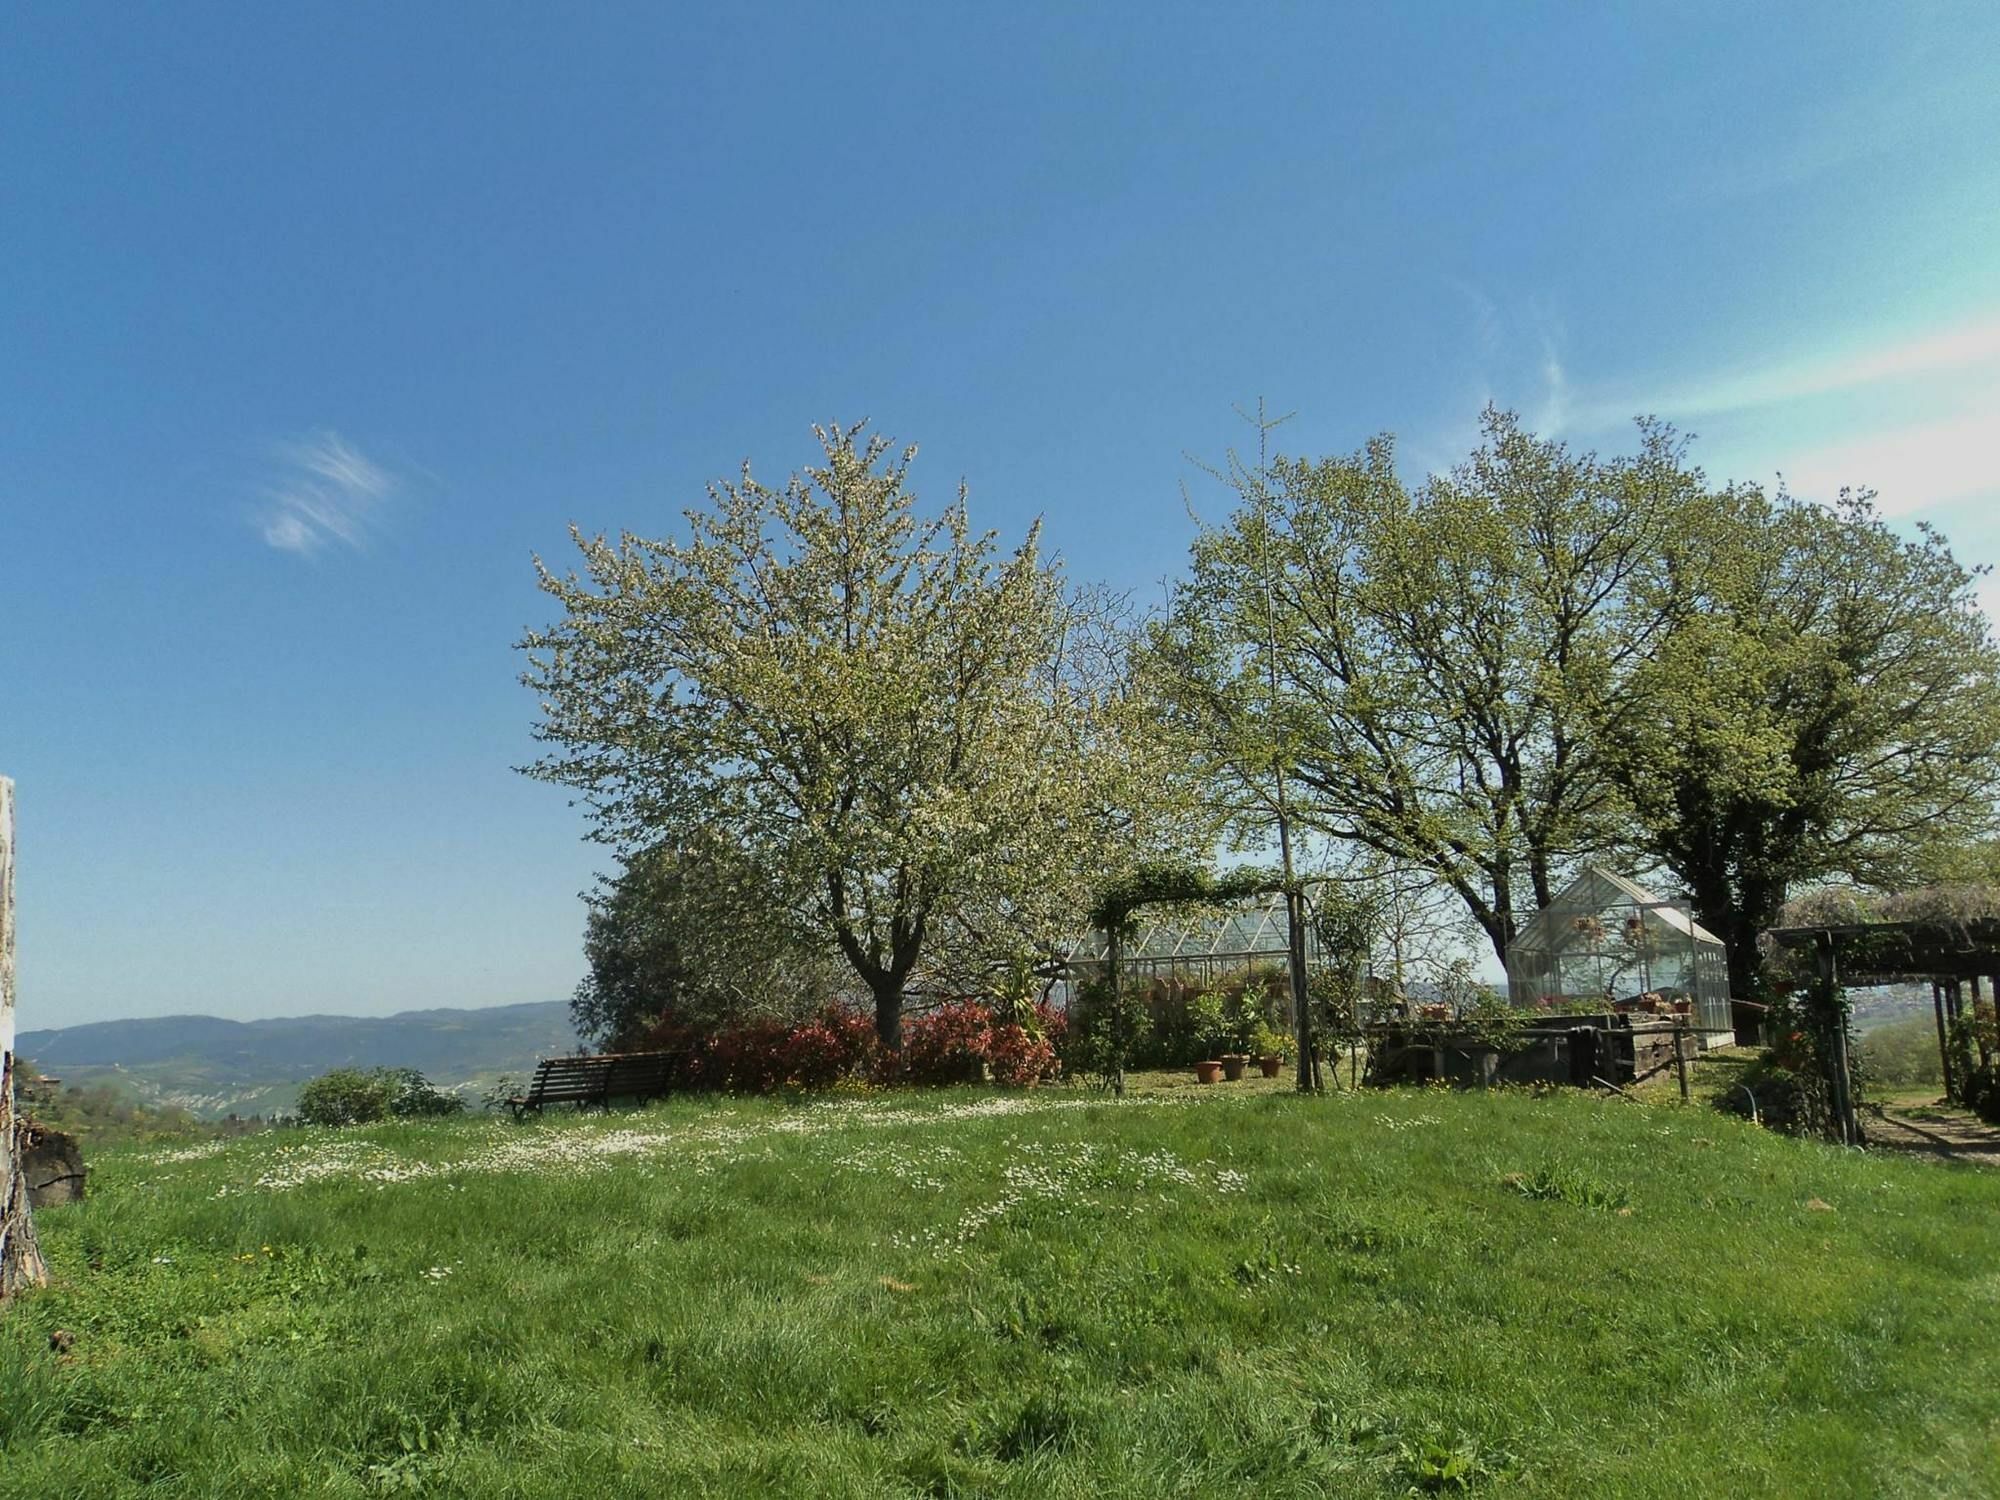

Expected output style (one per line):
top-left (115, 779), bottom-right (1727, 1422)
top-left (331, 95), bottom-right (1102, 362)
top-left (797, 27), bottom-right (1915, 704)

top-left (780, 1004), bottom-right (880, 1088)
top-left (985, 1023), bottom-right (1057, 1087)
top-left (635, 1005), bottom-right (877, 1093)
top-left (707, 1017), bottom-right (794, 1093)
top-left (631, 997), bottom-right (1064, 1093)
top-left (897, 999), bottom-right (994, 1085)
top-left (1033, 999), bottom-right (1068, 1067)
top-left (628, 1018), bottom-right (715, 1090)
top-left (892, 998), bottom-right (1066, 1087)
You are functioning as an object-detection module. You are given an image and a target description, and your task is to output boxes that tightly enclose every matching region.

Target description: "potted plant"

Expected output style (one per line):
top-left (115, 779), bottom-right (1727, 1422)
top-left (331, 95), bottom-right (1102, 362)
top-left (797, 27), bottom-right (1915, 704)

top-left (1189, 991), bottom-right (1230, 1063)
top-left (1196, 1060), bottom-right (1223, 1085)
top-left (1252, 1021), bottom-right (1287, 1077)
top-left (1220, 1054), bottom-right (1248, 1082)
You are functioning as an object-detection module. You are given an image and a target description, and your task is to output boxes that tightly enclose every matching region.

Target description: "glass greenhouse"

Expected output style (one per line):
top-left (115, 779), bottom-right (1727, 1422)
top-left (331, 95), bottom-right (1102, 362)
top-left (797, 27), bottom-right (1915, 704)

top-left (1063, 890), bottom-right (1314, 1007)
top-left (1505, 866), bottom-right (1732, 1035)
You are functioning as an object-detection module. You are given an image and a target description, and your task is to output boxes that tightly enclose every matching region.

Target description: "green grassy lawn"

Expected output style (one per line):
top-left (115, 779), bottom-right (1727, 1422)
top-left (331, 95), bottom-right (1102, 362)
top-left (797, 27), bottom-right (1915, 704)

top-left (4, 1080), bottom-right (1999, 1498)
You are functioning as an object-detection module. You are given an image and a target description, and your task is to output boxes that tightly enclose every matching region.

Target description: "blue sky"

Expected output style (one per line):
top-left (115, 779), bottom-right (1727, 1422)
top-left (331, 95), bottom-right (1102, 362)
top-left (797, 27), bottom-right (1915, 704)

top-left (6, 4), bottom-right (1999, 1027)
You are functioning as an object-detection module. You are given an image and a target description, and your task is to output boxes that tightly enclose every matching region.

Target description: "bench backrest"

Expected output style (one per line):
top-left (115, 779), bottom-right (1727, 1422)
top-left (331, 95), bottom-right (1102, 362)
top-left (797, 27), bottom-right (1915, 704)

top-left (523, 1050), bottom-right (681, 1103)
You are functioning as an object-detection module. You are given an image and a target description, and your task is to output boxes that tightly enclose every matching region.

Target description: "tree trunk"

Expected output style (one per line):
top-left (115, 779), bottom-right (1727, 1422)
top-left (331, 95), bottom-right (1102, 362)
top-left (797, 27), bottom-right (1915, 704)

top-left (871, 980), bottom-right (903, 1054)
top-left (1722, 917), bottom-right (1761, 1006)
top-left (1, 777), bottom-right (50, 1302)
top-left (1689, 881), bottom-right (1769, 1003)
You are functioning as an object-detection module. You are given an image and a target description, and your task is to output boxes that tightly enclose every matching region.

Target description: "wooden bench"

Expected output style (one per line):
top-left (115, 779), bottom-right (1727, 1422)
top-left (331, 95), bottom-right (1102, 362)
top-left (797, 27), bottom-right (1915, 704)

top-left (506, 1051), bottom-right (683, 1117)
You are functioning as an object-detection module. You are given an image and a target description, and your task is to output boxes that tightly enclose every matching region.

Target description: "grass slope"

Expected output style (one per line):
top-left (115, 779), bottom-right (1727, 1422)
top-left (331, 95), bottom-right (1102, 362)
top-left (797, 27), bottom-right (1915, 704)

top-left (3, 1083), bottom-right (1998, 1498)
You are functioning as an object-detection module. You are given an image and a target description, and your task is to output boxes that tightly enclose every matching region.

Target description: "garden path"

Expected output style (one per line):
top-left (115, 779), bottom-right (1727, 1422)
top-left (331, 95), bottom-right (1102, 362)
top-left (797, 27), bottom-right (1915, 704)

top-left (1866, 1100), bottom-right (2000, 1167)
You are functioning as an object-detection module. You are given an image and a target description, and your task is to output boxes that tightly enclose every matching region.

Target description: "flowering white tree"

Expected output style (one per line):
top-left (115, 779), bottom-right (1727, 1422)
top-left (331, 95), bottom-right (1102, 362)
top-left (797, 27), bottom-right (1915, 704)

top-left (1, 776), bottom-right (48, 1301)
top-left (522, 424), bottom-right (1191, 1049)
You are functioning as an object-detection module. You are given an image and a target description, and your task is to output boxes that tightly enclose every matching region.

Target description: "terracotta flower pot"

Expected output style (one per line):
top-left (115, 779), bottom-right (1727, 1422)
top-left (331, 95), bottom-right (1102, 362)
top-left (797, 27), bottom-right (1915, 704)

top-left (1196, 1060), bottom-right (1223, 1085)
top-left (1220, 1054), bottom-right (1247, 1082)
top-left (1258, 1054), bottom-right (1283, 1078)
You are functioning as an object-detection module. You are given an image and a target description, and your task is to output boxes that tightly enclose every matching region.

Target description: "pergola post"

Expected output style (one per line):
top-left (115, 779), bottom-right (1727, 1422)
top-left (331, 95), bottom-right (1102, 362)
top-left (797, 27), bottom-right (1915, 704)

top-left (1973, 975), bottom-right (1991, 1069)
top-left (1106, 927), bottom-right (1124, 1099)
top-left (1947, 979), bottom-right (1972, 1097)
top-left (1991, 973), bottom-right (2000, 1071)
top-left (1933, 978), bottom-right (1957, 1103)
top-left (1, 776), bottom-right (49, 1301)
top-left (1813, 931), bottom-right (1860, 1146)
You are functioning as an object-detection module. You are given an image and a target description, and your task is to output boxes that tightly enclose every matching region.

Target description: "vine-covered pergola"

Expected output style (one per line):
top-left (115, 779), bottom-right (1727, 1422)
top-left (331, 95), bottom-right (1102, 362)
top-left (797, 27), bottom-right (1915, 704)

top-left (1066, 887), bottom-right (1318, 998)
top-left (1073, 862), bottom-right (1379, 1094)
top-left (1765, 885), bottom-right (2000, 1144)
top-left (1079, 863), bottom-right (1299, 1093)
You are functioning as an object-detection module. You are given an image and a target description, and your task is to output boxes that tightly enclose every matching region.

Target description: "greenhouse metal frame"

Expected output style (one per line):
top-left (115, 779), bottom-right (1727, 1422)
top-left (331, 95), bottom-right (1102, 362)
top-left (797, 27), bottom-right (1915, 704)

top-left (1062, 890), bottom-right (1318, 1000)
top-left (1505, 866), bottom-right (1732, 1035)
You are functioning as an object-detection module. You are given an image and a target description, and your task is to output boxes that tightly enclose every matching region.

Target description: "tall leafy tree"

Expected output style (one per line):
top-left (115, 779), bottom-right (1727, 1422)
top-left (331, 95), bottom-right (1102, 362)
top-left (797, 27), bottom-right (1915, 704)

top-left (1601, 490), bottom-right (2000, 993)
top-left (1151, 409), bottom-right (1704, 962)
top-left (523, 424), bottom-right (1187, 1048)
top-left (570, 838), bottom-right (845, 1051)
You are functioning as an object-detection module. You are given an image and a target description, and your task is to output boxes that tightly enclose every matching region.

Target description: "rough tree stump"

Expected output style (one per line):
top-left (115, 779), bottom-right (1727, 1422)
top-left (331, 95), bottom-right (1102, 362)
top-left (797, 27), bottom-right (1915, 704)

top-left (22, 1125), bottom-right (84, 1209)
top-left (1, 776), bottom-right (50, 1300)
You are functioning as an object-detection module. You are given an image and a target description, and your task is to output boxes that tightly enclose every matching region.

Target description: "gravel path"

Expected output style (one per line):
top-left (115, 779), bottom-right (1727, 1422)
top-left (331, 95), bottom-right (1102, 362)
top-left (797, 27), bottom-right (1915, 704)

top-left (1867, 1104), bottom-right (2000, 1167)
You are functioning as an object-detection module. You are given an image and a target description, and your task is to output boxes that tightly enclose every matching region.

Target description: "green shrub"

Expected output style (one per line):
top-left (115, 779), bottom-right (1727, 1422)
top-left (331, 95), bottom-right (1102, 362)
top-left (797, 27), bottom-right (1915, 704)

top-left (380, 1068), bottom-right (467, 1118)
top-left (1856, 1015), bottom-right (1945, 1090)
top-left (1964, 1065), bottom-right (2000, 1125)
top-left (1186, 992), bottom-right (1230, 1058)
top-left (296, 1068), bottom-right (395, 1127)
top-left (1060, 978), bottom-right (1151, 1086)
top-left (296, 1067), bottom-right (464, 1127)
top-left (1250, 1020), bottom-right (1290, 1058)
top-left (480, 1074), bottom-right (523, 1113)
top-left (1222, 982), bottom-right (1269, 1053)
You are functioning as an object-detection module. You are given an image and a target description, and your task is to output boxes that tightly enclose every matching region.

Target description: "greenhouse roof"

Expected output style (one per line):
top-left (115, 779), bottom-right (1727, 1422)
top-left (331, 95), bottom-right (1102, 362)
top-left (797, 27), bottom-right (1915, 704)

top-left (1065, 889), bottom-right (1298, 965)
top-left (1510, 866), bottom-right (1721, 955)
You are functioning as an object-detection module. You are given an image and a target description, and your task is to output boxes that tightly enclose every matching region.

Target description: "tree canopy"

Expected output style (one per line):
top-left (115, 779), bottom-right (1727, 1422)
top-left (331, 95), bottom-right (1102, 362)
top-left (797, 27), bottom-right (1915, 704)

top-left (1148, 408), bottom-right (1705, 964)
top-left (1149, 409), bottom-right (2000, 993)
top-left (1601, 490), bottom-right (2000, 990)
top-left (525, 410), bottom-right (2000, 1036)
top-left (522, 423), bottom-right (1192, 1048)
top-left (569, 839), bottom-right (844, 1051)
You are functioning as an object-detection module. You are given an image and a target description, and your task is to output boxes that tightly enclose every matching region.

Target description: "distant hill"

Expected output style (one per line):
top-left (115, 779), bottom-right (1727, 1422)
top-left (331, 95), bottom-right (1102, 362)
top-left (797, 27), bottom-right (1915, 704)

top-left (17, 1001), bottom-right (579, 1118)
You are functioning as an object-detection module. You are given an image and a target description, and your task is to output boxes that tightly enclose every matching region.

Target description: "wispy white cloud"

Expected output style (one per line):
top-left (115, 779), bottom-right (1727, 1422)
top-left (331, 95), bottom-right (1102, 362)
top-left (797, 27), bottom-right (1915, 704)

top-left (1534, 329), bottom-right (1569, 437)
top-left (1407, 285), bottom-right (1575, 478)
top-left (1766, 389), bottom-right (2000, 516)
top-left (1977, 573), bottom-right (2000, 637)
top-left (254, 431), bottom-right (397, 555)
top-left (1576, 315), bottom-right (2000, 432)
top-left (1555, 310), bottom-right (2000, 537)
